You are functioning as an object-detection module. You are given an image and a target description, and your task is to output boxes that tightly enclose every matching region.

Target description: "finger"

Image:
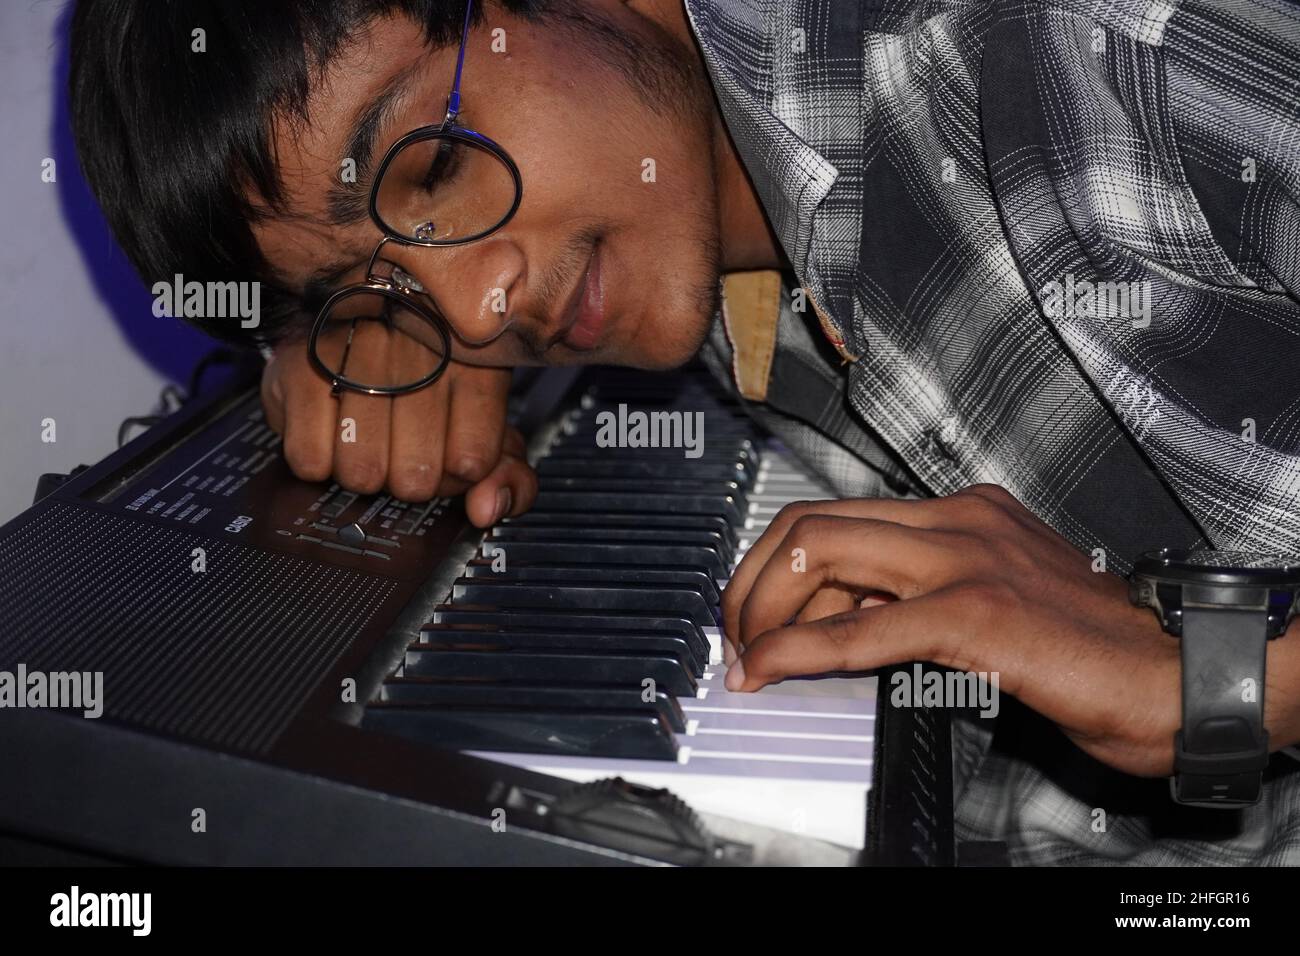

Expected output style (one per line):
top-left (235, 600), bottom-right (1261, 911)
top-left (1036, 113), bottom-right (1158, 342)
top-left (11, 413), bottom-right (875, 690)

top-left (443, 368), bottom-right (511, 485)
top-left (276, 347), bottom-right (340, 484)
top-left (462, 458), bottom-right (535, 527)
top-left (724, 497), bottom-right (958, 648)
top-left (460, 425), bottom-right (536, 527)
top-left (387, 376), bottom-right (452, 502)
top-left (333, 393), bottom-right (392, 493)
top-left (727, 588), bottom-right (963, 692)
top-left (794, 587), bottom-right (858, 624)
top-left (462, 433), bottom-right (538, 527)
top-left (502, 424), bottom-right (528, 459)
top-left (331, 322), bottom-right (396, 494)
top-left (733, 514), bottom-right (959, 649)
top-left (259, 348), bottom-right (286, 434)
top-left (434, 426), bottom-right (530, 504)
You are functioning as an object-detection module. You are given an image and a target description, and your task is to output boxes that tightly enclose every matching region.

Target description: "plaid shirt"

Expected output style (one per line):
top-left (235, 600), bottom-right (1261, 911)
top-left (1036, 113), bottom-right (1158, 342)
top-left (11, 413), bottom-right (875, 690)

top-left (684, 0), bottom-right (1300, 864)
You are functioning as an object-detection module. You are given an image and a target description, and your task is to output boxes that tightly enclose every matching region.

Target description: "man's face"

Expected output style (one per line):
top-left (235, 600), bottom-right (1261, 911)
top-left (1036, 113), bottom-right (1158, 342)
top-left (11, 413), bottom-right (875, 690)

top-left (254, 2), bottom-right (724, 372)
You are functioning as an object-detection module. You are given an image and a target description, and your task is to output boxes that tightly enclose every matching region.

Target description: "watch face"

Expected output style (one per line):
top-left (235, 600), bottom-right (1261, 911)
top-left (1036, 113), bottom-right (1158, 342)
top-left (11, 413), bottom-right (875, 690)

top-left (1166, 549), bottom-right (1300, 572)
top-left (1134, 548), bottom-right (1300, 589)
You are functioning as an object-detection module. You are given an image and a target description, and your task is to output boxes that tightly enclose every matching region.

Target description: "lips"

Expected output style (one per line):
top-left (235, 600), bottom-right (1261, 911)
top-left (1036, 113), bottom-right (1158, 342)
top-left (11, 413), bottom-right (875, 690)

top-left (560, 241), bottom-right (607, 352)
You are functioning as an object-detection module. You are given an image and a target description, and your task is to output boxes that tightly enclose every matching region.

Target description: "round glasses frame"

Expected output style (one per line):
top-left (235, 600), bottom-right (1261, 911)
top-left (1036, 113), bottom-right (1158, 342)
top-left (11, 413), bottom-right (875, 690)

top-left (306, 0), bottom-right (522, 397)
top-left (369, 126), bottom-right (523, 248)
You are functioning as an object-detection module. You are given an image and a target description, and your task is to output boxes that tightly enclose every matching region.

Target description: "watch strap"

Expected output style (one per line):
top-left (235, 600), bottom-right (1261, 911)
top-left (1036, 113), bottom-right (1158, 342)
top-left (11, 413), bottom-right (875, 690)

top-left (1175, 606), bottom-right (1269, 806)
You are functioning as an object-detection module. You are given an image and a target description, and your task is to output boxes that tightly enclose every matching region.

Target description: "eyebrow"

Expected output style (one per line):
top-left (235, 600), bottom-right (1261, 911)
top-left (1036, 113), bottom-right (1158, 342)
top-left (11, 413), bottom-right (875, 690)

top-left (325, 61), bottom-right (428, 227)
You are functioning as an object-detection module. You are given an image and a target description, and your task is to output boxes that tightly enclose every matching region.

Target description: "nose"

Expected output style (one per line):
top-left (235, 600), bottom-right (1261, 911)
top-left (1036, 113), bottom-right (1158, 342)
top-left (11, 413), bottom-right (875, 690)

top-left (389, 238), bottom-right (525, 348)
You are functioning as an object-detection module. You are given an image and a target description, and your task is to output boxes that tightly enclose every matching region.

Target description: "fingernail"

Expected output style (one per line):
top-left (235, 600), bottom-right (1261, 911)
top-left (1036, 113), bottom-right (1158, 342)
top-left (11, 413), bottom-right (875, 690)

top-left (724, 657), bottom-right (746, 692)
top-left (494, 487), bottom-right (513, 522)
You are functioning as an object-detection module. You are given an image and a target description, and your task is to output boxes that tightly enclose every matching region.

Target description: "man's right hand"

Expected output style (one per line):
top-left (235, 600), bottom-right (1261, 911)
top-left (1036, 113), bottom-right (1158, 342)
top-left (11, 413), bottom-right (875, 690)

top-left (260, 340), bottom-right (538, 527)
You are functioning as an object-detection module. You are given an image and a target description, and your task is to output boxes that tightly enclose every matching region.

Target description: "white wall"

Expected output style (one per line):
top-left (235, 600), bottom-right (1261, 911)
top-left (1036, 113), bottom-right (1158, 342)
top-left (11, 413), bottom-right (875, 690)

top-left (0, 0), bottom-right (217, 526)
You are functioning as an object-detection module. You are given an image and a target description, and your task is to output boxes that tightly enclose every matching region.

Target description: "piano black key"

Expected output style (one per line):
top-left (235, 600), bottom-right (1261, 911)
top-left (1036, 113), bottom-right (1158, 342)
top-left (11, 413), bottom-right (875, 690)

top-left (449, 579), bottom-right (716, 629)
top-left (402, 647), bottom-right (698, 698)
top-left (429, 606), bottom-right (710, 667)
top-left (378, 678), bottom-right (687, 733)
top-left (418, 625), bottom-right (702, 678)
top-left (489, 525), bottom-right (733, 566)
top-left (530, 491), bottom-right (744, 525)
top-left (557, 421), bottom-right (757, 442)
top-left (536, 458), bottom-right (752, 484)
top-left (544, 440), bottom-right (756, 461)
top-left (462, 559), bottom-right (720, 605)
top-left (498, 515), bottom-right (737, 555)
top-left (534, 477), bottom-right (747, 501)
top-left (542, 452), bottom-right (760, 483)
top-left (364, 704), bottom-right (678, 760)
top-left (545, 426), bottom-right (754, 447)
top-left (482, 540), bottom-right (727, 579)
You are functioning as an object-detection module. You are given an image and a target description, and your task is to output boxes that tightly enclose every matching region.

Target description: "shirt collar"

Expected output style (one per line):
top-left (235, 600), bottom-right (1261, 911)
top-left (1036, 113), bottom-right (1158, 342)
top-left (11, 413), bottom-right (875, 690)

top-left (683, 0), bottom-right (853, 278)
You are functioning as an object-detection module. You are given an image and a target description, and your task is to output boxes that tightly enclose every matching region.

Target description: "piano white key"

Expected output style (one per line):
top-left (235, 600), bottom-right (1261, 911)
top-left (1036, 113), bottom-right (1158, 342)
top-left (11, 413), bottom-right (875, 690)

top-left (685, 749), bottom-right (872, 766)
top-left (701, 625), bottom-right (723, 664)
top-left (692, 726), bottom-right (872, 744)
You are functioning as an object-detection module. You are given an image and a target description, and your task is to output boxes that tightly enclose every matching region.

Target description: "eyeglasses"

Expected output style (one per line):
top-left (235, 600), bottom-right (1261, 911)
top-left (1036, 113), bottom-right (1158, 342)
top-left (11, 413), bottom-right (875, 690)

top-left (308, 0), bottom-right (523, 397)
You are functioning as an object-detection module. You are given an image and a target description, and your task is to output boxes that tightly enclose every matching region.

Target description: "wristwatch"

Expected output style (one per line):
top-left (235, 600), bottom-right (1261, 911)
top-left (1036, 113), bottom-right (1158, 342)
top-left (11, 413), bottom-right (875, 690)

top-left (1129, 548), bottom-right (1300, 808)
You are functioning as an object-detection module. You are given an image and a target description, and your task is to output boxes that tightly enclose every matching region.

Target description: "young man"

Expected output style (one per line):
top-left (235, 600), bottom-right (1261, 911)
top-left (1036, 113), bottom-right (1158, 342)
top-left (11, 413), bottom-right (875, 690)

top-left (70, 0), bottom-right (1300, 864)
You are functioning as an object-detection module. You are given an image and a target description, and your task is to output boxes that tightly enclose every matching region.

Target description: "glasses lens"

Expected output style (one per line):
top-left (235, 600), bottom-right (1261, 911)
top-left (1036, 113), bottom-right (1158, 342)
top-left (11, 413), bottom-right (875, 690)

top-left (375, 133), bottom-right (517, 243)
top-left (312, 290), bottom-right (448, 391)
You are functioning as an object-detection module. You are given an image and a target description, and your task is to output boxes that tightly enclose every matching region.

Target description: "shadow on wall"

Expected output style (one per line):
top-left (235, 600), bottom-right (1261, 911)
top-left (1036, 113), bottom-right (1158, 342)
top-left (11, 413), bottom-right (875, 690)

top-left (50, 2), bottom-right (216, 385)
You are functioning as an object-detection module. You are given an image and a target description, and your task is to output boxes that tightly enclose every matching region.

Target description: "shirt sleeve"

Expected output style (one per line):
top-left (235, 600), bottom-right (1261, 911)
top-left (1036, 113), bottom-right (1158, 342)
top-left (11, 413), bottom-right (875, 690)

top-left (1164, 0), bottom-right (1300, 300)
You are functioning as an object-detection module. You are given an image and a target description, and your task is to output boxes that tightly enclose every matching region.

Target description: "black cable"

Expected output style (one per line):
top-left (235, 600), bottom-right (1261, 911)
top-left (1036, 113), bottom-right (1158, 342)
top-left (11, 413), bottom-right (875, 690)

top-left (116, 347), bottom-right (245, 447)
top-left (117, 415), bottom-right (163, 448)
top-left (186, 348), bottom-right (239, 399)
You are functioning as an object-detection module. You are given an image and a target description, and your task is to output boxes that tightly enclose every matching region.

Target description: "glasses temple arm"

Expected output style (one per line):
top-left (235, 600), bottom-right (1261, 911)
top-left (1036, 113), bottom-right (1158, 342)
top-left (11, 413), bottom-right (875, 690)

top-left (446, 0), bottom-right (475, 121)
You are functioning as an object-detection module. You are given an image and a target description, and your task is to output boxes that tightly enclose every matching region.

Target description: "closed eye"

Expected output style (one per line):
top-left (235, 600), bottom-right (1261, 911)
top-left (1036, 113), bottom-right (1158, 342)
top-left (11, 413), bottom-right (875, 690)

top-left (421, 138), bottom-right (462, 194)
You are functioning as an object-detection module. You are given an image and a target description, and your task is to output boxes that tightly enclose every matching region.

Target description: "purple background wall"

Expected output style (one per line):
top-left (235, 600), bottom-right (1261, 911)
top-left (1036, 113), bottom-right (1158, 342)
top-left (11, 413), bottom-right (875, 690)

top-left (0, 0), bottom-right (220, 524)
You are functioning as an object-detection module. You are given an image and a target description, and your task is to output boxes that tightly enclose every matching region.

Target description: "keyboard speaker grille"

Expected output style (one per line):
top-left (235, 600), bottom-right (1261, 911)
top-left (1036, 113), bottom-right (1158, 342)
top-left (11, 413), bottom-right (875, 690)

top-left (0, 502), bottom-right (397, 754)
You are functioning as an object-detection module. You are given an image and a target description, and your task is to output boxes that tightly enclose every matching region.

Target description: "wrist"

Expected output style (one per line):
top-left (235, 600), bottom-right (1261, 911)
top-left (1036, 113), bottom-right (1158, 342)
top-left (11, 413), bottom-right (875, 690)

top-left (1266, 624), bottom-right (1300, 751)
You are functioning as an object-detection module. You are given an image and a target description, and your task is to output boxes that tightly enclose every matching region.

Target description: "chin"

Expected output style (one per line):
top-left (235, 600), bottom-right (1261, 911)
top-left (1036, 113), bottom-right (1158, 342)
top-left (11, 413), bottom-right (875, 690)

top-left (624, 297), bottom-right (717, 371)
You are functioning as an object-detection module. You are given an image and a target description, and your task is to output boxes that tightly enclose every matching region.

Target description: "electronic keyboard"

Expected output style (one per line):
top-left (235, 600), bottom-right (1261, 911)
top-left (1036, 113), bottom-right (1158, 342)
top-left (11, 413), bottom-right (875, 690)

top-left (0, 359), bottom-right (952, 866)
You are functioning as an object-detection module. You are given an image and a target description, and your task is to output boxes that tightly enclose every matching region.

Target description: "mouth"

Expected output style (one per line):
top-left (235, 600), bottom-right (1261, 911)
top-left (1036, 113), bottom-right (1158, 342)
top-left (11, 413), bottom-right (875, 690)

top-left (551, 241), bottom-right (607, 353)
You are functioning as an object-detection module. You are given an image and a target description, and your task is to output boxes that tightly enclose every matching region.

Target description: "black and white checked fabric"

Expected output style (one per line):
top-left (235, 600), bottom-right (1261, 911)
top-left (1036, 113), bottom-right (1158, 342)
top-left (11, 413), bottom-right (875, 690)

top-left (684, 0), bottom-right (1300, 864)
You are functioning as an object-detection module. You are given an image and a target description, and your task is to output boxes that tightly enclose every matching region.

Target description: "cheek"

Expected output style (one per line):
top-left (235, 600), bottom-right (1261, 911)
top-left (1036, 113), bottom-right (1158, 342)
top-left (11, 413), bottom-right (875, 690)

top-left (616, 250), bottom-right (718, 370)
top-left (602, 141), bottom-right (720, 367)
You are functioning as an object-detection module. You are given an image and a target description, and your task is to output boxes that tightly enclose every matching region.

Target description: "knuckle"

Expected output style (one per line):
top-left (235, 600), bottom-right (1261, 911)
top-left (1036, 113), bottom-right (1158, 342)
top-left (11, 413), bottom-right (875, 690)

top-left (774, 499), bottom-right (816, 527)
top-left (822, 612), bottom-right (855, 648)
top-left (786, 512), bottom-right (835, 547)
top-left (819, 615), bottom-right (856, 671)
top-left (957, 578), bottom-right (1018, 629)
top-left (952, 484), bottom-right (1011, 523)
top-left (450, 454), bottom-right (490, 482)
top-left (965, 483), bottom-right (1017, 508)
top-left (283, 444), bottom-right (332, 483)
top-left (389, 463), bottom-right (437, 503)
top-left (260, 371), bottom-right (285, 409)
top-left (965, 482), bottom-right (1007, 498)
top-left (336, 458), bottom-right (386, 495)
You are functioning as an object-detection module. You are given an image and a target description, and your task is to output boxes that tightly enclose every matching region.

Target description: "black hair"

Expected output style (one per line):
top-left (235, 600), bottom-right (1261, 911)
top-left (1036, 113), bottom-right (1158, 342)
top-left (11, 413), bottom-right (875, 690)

top-left (69, 0), bottom-right (549, 348)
